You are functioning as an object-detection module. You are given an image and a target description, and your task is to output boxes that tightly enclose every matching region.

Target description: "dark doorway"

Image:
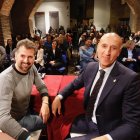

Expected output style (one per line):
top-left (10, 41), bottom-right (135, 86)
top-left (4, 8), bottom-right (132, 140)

top-left (49, 11), bottom-right (59, 31)
top-left (35, 12), bottom-right (46, 36)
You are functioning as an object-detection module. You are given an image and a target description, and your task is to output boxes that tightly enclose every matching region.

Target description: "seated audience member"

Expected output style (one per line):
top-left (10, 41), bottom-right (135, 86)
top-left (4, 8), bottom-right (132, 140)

top-left (5, 39), bottom-right (16, 67)
top-left (5, 39), bottom-right (15, 61)
top-left (79, 38), bottom-right (96, 69)
top-left (78, 33), bottom-right (86, 47)
top-left (0, 45), bottom-right (6, 72)
top-left (52, 33), bottom-right (140, 140)
top-left (45, 40), bottom-right (64, 74)
top-left (136, 47), bottom-right (140, 72)
top-left (44, 34), bottom-right (52, 52)
top-left (57, 36), bottom-right (67, 54)
top-left (0, 39), bottom-right (50, 140)
top-left (58, 34), bottom-right (69, 55)
top-left (5, 39), bottom-right (15, 54)
top-left (10, 47), bottom-right (17, 63)
top-left (118, 40), bottom-right (138, 71)
top-left (34, 27), bottom-right (42, 38)
top-left (34, 40), bottom-right (44, 72)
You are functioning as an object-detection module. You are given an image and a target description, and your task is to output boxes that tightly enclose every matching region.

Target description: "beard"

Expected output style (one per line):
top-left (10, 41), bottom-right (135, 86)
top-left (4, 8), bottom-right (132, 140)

top-left (18, 62), bottom-right (32, 73)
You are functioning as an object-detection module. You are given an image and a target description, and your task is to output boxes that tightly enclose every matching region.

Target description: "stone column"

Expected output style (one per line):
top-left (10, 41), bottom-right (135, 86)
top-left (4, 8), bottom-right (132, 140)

top-left (0, 16), bottom-right (4, 46)
top-left (134, 15), bottom-right (140, 32)
top-left (0, 14), bottom-right (11, 46)
top-left (126, 0), bottom-right (140, 32)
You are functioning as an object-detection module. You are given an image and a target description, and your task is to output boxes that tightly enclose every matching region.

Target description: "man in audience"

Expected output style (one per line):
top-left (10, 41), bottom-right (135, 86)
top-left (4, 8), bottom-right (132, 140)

top-left (0, 39), bottom-right (50, 140)
top-left (79, 38), bottom-right (96, 70)
top-left (118, 40), bottom-right (138, 72)
top-left (52, 33), bottom-right (140, 140)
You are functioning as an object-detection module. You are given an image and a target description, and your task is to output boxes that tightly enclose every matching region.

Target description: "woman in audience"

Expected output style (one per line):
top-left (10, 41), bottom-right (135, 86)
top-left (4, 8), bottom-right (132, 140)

top-left (79, 38), bottom-right (96, 70)
top-left (34, 40), bottom-right (44, 72)
top-left (5, 39), bottom-right (15, 66)
top-left (45, 40), bottom-right (64, 74)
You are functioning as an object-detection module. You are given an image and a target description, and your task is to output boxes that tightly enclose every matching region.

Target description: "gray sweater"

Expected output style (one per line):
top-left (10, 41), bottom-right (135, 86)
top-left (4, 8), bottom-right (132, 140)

top-left (0, 64), bottom-right (48, 139)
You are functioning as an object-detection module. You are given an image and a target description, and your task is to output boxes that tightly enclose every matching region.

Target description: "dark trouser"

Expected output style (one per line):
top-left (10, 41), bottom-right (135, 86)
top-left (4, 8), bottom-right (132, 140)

top-left (66, 114), bottom-right (99, 140)
top-left (19, 115), bottom-right (46, 132)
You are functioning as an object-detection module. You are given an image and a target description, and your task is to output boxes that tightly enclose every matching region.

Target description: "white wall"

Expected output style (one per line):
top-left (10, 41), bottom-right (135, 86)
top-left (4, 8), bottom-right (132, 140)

top-left (94, 0), bottom-right (111, 31)
top-left (36, 1), bottom-right (70, 33)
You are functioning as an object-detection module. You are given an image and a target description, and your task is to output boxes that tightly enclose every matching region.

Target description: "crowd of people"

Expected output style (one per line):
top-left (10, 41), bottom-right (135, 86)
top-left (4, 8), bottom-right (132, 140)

top-left (0, 23), bottom-right (140, 140)
top-left (0, 30), bottom-right (72, 74)
top-left (1, 24), bottom-right (140, 74)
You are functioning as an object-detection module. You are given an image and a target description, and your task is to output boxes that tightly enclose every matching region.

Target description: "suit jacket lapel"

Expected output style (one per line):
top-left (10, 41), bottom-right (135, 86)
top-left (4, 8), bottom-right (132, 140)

top-left (88, 64), bottom-right (99, 93)
top-left (97, 62), bottom-right (121, 107)
top-left (85, 63), bottom-right (99, 98)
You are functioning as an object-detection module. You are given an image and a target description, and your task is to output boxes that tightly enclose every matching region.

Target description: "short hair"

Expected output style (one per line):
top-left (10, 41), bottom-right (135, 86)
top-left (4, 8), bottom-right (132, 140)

top-left (125, 40), bottom-right (135, 47)
top-left (86, 37), bottom-right (92, 41)
top-left (16, 38), bottom-right (37, 54)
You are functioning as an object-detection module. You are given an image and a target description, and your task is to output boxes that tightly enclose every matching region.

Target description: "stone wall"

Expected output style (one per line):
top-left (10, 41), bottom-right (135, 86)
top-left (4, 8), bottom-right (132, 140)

top-left (0, 0), bottom-right (14, 46)
top-left (110, 0), bottom-right (130, 32)
top-left (11, 0), bottom-right (38, 35)
top-left (0, 15), bottom-right (11, 46)
top-left (0, 17), bottom-right (4, 46)
top-left (0, 0), bottom-right (140, 46)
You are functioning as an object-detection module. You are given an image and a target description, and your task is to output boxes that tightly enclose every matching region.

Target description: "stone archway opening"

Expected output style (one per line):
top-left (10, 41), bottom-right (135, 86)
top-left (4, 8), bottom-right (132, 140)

top-left (0, 0), bottom-right (43, 46)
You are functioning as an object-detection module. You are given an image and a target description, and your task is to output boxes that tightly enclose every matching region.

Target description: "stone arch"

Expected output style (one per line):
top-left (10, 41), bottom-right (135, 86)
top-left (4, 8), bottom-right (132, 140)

top-left (125, 0), bottom-right (140, 32)
top-left (0, 0), bottom-right (43, 45)
top-left (0, 0), bottom-right (140, 46)
top-left (0, 0), bottom-right (15, 46)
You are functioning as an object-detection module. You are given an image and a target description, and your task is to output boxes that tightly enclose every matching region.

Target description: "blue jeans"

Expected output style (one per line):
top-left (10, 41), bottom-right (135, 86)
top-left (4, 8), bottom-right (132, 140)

top-left (19, 115), bottom-right (46, 132)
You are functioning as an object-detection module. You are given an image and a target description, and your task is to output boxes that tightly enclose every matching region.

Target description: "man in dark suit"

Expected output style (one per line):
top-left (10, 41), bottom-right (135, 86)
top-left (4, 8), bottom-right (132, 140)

top-left (118, 40), bottom-right (138, 72)
top-left (52, 33), bottom-right (140, 140)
